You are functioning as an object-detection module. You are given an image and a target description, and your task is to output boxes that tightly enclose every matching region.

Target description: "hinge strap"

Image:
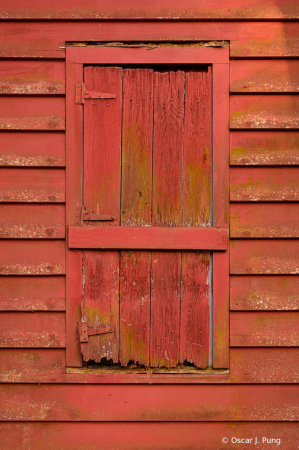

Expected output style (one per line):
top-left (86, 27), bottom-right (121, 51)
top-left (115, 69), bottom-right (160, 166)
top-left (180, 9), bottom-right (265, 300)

top-left (78, 322), bottom-right (113, 343)
top-left (76, 84), bottom-right (116, 104)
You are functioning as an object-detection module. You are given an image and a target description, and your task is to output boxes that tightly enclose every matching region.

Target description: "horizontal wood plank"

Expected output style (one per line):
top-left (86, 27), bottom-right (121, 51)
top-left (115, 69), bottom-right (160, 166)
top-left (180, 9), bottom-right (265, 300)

top-left (0, 97), bottom-right (65, 130)
top-left (0, 349), bottom-right (66, 382)
top-left (0, 61), bottom-right (65, 95)
top-left (230, 275), bottom-right (299, 311)
top-left (230, 312), bottom-right (299, 346)
top-left (230, 240), bottom-right (299, 274)
top-left (230, 131), bottom-right (299, 166)
top-left (230, 348), bottom-right (299, 383)
top-left (0, 132), bottom-right (65, 167)
top-left (230, 60), bottom-right (299, 93)
top-left (0, 204), bottom-right (65, 238)
top-left (0, 276), bottom-right (65, 311)
top-left (0, 384), bottom-right (299, 421)
top-left (0, 312), bottom-right (66, 348)
top-left (230, 96), bottom-right (299, 129)
top-left (230, 204), bottom-right (299, 238)
top-left (0, 168), bottom-right (65, 202)
top-left (0, 241), bottom-right (65, 275)
top-left (1, 0), bottom-right (299, 19)
top-left (68, 226), bottom-right (227, 250)
top-left (230, 168), bottom-right (299, 201)
top-left (0, 422), bottom-right (298, 449)
top-left (1, 23), bottom-right (299, 59)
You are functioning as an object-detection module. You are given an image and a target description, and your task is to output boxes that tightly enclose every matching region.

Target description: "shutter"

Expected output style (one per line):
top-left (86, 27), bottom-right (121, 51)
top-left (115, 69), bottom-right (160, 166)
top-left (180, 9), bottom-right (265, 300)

top-left (74, 66), bottom-right (216, 369)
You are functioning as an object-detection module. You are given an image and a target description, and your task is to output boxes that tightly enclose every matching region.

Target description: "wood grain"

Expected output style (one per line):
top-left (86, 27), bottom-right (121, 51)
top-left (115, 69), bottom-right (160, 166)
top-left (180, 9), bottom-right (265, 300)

top-left (0, 241), bottom-right (65, 275)
top-left (0, 276), bottom-right (65, 311)
top-left (230, 203), bottom-right (299, 238)
top-left (0, 61), bottom-right (65, 94)
top-left (230, 276), bottom-right (299, 311)
top-left (0, 204), bottom-right (65, 238)
top-left (0, 349), bottom-right (65, 382)
top-left (0, 168), bottom-right (65, 202)
top-left (230, 95), bottom-right (299, 129)
top-left (0, 97), bottom-right (65, 130)
top-left (230, 240), bottom-right (299, 274)
top-left (230, 60), bottom-right (299, 93)
top-left (0, 312), bottom-right (66, 348)
top-left (69, 226), bottom-right (227, 250)
top-left (1, 384), bottom-right (299, 421)
top-left (230, 131), bottom-right (299, 166)
top-left (230, 168), bottom-right (299, 201)
top-left (1, 422), bottom-right (299, 449)
top-left (230, 312), bottom-right (299, 346)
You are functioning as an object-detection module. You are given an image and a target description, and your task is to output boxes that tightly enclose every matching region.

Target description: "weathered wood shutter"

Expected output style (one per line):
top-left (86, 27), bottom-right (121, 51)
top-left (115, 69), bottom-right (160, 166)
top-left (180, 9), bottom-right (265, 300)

top-left (72, 65), bottom-right (219, 369)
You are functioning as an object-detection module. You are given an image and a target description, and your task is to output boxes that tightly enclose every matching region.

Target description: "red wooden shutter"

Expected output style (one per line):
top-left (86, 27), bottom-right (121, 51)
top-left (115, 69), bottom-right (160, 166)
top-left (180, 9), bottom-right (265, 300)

top-left (71, 65), bottom-right (221, 369)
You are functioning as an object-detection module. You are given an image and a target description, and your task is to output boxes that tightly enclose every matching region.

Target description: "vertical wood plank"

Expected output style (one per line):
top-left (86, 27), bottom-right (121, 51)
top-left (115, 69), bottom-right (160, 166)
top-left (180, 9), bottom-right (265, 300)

top-left (151, 71), bottom-right (184, 367)
top-left (213, 64), bottom-right (230, 368)
top-left (180, 71), bottom-right (211, 368)
top-left (120, 69), bottom-right (153, 366)
top-left (82, 67), bottom-right (122, 363)
top-left (66, 62), bottom-right (83, 367)
top-left (180, 252), bottom-right (210, 368)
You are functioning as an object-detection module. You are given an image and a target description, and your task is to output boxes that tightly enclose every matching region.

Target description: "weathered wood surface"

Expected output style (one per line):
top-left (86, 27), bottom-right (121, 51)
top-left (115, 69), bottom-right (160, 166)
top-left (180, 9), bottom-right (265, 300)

top-left (230, 131), bottom-right (299, 166)
top-left (0, 312), bottom-right (66, 348)
top-left (0, 276), bottom-right (65, 311)
top-left (230, 60), bottom-right (299, 93)
top-left (0, 61), bottom-right (65, 94)
top-left (1, 1), bottom-right (299, 19)
top-left (230, 312), bottom-right (299, 346)
top-left (0, 168), bottom-right (65, 203)
top-left (230, 276), bottom-right (299, 311)
top-left (230, 348), bottom-right (299, 383)
top-left (0, 132), bottom-right (65, 167)
top-left (230, 203), bottom-right (299, 238)
top-left (0, 241), bottom-right (65, 275)
top-left (230, 96), bottom-right (299, 129)
top-left (1, 384), bottom-right (299, 421)
top-left (0, 204), bottom-right (65, 238)
top-left (230, 240), bottom-right (299, 274)
top-left (0, 349), bottom-right (65, 382)
top-left (1, 422), bottom-right (299, 450)
top-left (230, 168), bottom-right (299, 201)
top-left (0, 97), bottom-right (65, 130)
top-left (69, 227), bottom-right (227, 250)
top-left (2, 23), bottom-right (299, 58)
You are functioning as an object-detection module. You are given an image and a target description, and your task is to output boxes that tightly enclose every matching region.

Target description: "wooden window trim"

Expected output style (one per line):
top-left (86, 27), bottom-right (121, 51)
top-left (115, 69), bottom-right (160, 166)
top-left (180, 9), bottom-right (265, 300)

top-left (66, 46), bottom-right (229, 375)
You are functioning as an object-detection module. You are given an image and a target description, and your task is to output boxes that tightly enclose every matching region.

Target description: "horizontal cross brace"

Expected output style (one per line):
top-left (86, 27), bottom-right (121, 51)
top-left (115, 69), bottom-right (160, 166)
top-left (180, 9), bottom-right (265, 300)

top-left (69, 226), bottom-right (228, 251)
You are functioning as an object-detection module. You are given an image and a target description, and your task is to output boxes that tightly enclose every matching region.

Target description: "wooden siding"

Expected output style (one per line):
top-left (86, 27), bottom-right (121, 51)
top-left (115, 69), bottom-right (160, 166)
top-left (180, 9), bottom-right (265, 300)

top-left (0, 6), bottom-right (298, 449)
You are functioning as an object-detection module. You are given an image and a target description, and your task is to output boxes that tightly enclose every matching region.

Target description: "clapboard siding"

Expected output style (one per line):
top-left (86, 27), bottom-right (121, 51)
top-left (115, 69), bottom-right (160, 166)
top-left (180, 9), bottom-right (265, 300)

top-left (230, 240), bottom-right (299, 274)
top-left (230, 203), bottom-right (299, 238)
top-left (1, 0), bottom-right (299, 19)
top-left (230, 167), bottom-right (299, 201)
top-left (230, 95), bottom-right (299, 129)
top-left (0, 204), bottom-right (65, 239)
top-left (1, 422), bottom-right (298, 450)
top-left (230, 131), bottom-right (299, 166)
top-left (0, 97), bottom-right (65, 130)
top-left (230, 275), bottom-right (299, 311)
top-left (0, 132), bottom-right (65, 167)
top-left (0, 241), bottom-right (65, 275)
top-left (0, 276), bottom-right (65, 311)
top-left (0, 168), bottom-right (65, 203)
top-left (1, 23), bottom-right (299, 59)
top-left (230, 60), bottom-right (299, 93)
top-left (0, 61), bottom-right (65, 95)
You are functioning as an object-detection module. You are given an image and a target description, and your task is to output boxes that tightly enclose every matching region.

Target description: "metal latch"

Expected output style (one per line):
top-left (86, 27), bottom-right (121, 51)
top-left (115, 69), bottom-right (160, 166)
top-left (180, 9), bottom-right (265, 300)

top-left (76, 84), bottom-right (116, 104)
top-left (78, 322), bottom-right (113, 343)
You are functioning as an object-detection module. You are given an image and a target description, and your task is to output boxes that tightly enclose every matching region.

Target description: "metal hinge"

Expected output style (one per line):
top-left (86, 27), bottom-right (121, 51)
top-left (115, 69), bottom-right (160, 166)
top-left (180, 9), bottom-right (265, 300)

top-left (75, 84), bottom-right (116, 104)
top-left (78, 322), bottom-right (113, 343)
top-left (83, 206), bottom-right (116, 222)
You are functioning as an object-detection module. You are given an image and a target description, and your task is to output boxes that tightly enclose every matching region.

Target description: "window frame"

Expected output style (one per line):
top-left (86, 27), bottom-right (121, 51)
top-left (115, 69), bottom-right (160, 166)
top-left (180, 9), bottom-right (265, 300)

top-left (66, 46), bottom-right (230, 377)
